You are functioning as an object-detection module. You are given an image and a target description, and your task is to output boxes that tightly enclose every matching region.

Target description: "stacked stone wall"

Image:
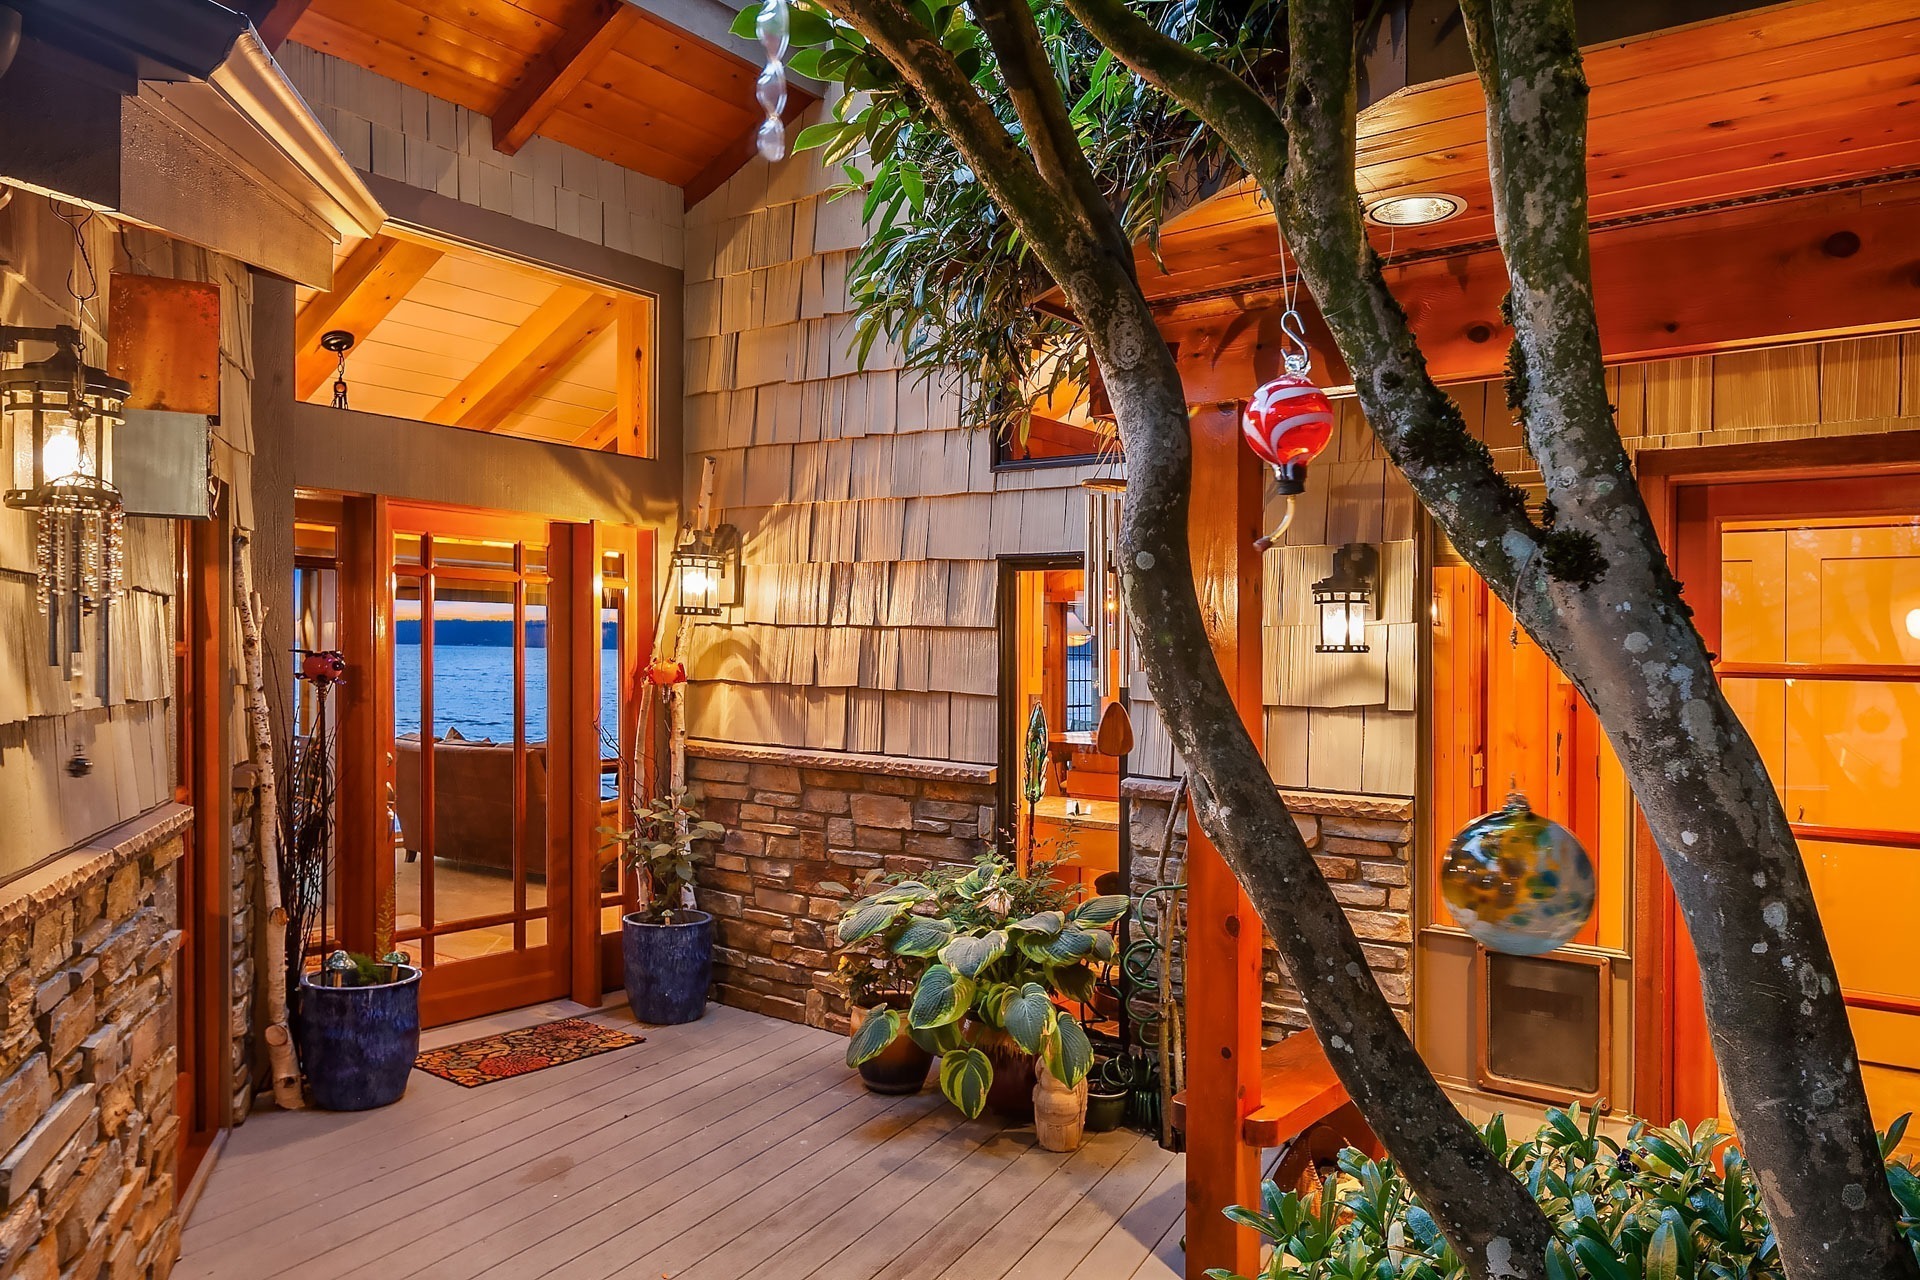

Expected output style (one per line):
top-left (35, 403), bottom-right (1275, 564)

top-left (0, 810), bottom-right (191, 1280)
top-left (227, 775), bottom-right (258, 1128)
top-left (1124, 783), bottom-right (1413, 1046)
top-left (686, 745), bottom-right (996, 1032)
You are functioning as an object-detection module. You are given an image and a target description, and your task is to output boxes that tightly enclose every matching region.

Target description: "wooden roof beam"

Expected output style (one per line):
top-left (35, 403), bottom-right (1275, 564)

top-left (426, 287), bottom-right (618, 431)
top-left (294, 236), bottom-right (444, 401)
top-left (493, 0), bottom-right (647, 156)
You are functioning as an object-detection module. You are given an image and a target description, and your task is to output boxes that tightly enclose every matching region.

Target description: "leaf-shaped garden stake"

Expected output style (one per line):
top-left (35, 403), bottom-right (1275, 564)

top-left (1023, 701), bottom-right (1048, 864)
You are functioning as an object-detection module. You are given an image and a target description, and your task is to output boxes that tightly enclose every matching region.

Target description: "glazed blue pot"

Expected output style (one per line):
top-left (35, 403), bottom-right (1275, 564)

top-left (622, 909), bottom-right (713, 1025)
top-left (297, 964), bottom-right (422, 1111)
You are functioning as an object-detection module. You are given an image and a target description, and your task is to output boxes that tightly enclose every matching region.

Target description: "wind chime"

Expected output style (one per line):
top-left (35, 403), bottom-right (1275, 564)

top-left (753, 0), bottom-right (790, 160)
top-left (2, 207), bottom-right (131, 688)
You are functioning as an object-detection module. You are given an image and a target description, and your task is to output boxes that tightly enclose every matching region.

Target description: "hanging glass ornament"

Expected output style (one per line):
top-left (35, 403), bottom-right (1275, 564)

top-left (754, 0), bottom-right (790, 161)
top-left (1440, 792), bottom-right (1596, 956)
top-left (1245, 306), bottom-right (1333, 550)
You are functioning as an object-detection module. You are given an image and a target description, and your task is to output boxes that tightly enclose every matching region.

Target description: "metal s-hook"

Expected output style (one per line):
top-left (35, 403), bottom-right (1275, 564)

top-left (1279, 308), bottom-right (1312, 374)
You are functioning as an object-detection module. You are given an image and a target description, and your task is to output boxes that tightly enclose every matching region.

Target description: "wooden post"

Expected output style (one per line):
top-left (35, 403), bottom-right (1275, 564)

top-left (566, 522), bottom-right (603, 1008)
top-left (1182, 402), bottom-right (1265, 1279)
top-left (336, 494), bottom-right (393, 956)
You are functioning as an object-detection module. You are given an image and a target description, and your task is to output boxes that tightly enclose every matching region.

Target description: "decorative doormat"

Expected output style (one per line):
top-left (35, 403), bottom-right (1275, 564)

top-left (414, 1017), bottom-right (646, 1087)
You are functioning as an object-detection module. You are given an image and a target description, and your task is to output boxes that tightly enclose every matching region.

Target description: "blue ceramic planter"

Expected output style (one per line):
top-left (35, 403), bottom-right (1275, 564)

top-left (297, 964), bottom-right (422, 1111)
top-left (622, 909), bottom-right (713, 1025)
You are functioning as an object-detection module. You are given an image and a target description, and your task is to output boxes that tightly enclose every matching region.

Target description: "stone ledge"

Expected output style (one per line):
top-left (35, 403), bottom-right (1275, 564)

top-left (1119, 778), bottom-right (1412, 822)
top-left (687, 739), bottom-right (996, 785)
top-left (0, 803), bottom-right (193, 932)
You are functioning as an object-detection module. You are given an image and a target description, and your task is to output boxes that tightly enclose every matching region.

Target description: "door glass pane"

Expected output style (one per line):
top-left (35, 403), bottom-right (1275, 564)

top-left (393, 578), bottom-right (424, 939)
top-left (430, 577), bottom-right (517, 929)
top-left (1720, 514), bottom-right (1920, 1130)
top-left (524, 581), bottom-right (549, 926)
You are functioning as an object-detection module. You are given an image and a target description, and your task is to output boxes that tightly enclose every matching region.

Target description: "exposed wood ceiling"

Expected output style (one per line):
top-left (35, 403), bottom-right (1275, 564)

top-left (1130, 0), bottom-right (1920, 305)
top-left (293, 230), bottom-right (648, 451)
top-left (275, 0), bottom-right (814, 200)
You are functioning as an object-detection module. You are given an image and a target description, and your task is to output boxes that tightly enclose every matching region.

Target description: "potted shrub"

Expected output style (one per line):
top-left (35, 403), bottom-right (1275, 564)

top-left (605, 790), bottom-right (723, 1025)
top-left (836, 854), bottom-right (1125, 1147)
top-left (827, 870), bottom-right (935, 1094)
top-left (298, 950), bottom-right (421, 1111)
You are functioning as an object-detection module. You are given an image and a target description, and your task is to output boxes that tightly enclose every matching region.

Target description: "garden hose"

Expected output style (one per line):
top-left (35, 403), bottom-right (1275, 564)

top-left (1120, 775), bottom-right (1188, 1148)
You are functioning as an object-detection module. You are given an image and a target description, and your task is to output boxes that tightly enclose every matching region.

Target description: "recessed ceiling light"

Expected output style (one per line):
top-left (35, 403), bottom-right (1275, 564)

top-left (1364, 193), bottom-right (1465, 227)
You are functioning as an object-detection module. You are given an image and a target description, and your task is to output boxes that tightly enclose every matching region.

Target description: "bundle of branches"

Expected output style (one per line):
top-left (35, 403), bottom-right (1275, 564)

top-left (278, 669), bottom-right (339, 1034)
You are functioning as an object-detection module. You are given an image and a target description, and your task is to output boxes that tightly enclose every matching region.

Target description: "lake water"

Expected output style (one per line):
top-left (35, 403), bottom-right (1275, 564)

top-left (394, 643), bottom-right (622, 746)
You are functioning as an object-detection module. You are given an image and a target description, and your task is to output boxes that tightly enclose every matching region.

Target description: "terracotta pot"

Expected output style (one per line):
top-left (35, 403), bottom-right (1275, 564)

top-left (858, 1018), bottom-right (934, 1095)
top-left (966, 1020), bottom-right (1038, 1120)
top-left (1034, 1068), bottom-right (1089, 1151)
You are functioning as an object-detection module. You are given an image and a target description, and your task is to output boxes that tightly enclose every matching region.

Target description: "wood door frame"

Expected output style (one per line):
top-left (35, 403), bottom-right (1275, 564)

top-left (995, 551), bottom-right (1084, 846)
top-left (328, 497), bottom-right (640, 1026)
top-left (595, 524), bottom-right (654, 999)
top-left (1634, 428), bottom-right (1920, 1121)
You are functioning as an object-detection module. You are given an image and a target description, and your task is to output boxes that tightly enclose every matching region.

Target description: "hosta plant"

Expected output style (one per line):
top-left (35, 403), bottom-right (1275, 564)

top-left (1209, 1104), bottom-right (1920, 1280)
top-left (834, 853), bottom-right (1126, 1118)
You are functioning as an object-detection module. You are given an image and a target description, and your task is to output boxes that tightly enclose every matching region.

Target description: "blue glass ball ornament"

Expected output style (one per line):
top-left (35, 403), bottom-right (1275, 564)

top-left (1440, 792), bottom-right (1595, 956)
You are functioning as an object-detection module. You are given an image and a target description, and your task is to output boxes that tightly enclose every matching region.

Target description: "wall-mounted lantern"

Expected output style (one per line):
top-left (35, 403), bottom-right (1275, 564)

top-left (1313, 542), bottom-right (1378, 654)
top-left (2, 324), bottom-right (131, 665)
top-left (672, 523), bottom-right (741, 617)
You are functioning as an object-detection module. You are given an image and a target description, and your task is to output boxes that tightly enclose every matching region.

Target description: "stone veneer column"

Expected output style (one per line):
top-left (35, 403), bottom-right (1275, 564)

top-left (685, 743), bottom-right (997, 1031)
top-left (0, 806), bottom-right (193, 1280)
top-left (1124, 781), bottom-right (1414, 1045)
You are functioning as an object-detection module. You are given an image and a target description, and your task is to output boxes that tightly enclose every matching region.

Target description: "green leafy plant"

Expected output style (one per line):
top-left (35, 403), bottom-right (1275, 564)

top-left (729, 0), bottom-right (1234, 447)
top-left (601, 790), bottom-right (723, 923)
top-left (1209, 1105), bottom-right (1920, 1280)
top-left (834, 853), bottom-right (1125, 1118)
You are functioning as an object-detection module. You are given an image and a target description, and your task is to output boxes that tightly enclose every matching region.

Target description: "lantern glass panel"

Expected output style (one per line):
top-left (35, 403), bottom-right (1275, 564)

top-left (674, 547), bottom-right (724, 616)
top-left (1315, 590), bottom-right (1371, 652)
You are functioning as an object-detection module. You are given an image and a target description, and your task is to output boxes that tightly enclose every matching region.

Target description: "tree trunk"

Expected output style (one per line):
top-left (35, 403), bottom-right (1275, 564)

top-left (820, 0), bottom-right (1562, 1272)
top-left (234, 534), bottom-right (305, 1111)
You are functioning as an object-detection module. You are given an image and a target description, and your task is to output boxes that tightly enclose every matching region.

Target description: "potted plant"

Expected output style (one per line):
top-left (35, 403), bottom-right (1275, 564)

top-left (827, 877), bottom-right (936, 1094)
top-left (298, 950), bottom-right (421, 1111)
top-left (836, 854), bottom-right (1125, 1148)
top-left (605, 790), bottom-right (723, 1025)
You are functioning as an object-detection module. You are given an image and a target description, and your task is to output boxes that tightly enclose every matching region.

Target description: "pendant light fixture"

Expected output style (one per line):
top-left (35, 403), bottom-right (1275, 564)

top-left (1, 323), bottom-right (130, 667)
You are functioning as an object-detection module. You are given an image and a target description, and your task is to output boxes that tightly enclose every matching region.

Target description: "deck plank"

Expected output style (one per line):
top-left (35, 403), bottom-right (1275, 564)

top-left (176, 1006), bottom-right (1191, 1280)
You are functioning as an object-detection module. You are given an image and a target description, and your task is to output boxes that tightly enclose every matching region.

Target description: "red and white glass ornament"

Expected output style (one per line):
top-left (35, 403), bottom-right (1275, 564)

top-left (1245, 309), bottom-right (1335, 550)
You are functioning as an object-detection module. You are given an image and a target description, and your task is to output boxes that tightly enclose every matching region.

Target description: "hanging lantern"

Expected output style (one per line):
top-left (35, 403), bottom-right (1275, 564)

top-left (1312, 543), bottom-right (1377, 653)
top-left (1440, 792), bottom-right (1596, 956)
top-left (671, 524), bottom-right (740, 617)
top-left (322, 330), bottom-right (355, 410)
top-left (2, 324), bottom-right (130, 661)
top-left (1243, 368), bottom-right (1335, 496)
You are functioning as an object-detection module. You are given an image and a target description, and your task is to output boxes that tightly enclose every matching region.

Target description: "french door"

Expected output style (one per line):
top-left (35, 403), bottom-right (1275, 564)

top-left (1669, 470), bottom-right (1920, 1138)
top-left (385, 505), bottom-right (585, 1025)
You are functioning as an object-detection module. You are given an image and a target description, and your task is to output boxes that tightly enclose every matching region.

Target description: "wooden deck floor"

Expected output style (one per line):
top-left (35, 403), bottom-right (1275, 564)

top-left (176, 1000), bottom-right (1188, 1280)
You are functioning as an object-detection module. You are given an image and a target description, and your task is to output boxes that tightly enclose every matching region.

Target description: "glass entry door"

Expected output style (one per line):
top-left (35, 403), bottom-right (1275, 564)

top-left (1677, 474), bottom-right (1920, 1143)
top-left (389, 506), bottom-right (573, 1024)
